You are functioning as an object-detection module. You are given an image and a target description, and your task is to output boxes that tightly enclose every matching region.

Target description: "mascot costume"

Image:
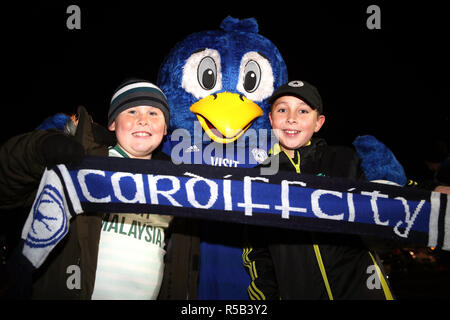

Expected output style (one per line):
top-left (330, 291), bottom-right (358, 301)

top-left (157, 16), bottom-right (287, 299)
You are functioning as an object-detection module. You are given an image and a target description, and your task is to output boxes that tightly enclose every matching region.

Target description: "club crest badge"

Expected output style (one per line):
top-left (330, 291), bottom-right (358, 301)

top-left (26, 184), bottom-right (69, 248)
top-left (288, 80), bottom-right (304, 87)
top-left (251, 148), bottom-right (268, 164)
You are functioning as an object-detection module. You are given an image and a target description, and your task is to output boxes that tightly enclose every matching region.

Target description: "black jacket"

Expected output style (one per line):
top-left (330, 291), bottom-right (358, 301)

top-left (0, 107), bottom-right (109, 299)
top-left (243, 138), bottom-right (394, 300)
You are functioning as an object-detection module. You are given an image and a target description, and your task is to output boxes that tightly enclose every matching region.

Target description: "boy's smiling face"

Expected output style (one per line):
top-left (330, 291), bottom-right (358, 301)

top-left (269, 95), bottom-right (325, 158)
top-left (109, 105), bottom-right (167, 159)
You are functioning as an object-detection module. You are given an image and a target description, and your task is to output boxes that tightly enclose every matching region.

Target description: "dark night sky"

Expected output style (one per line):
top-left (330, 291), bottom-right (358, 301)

top-left (3, 1), bottom-right (449, 179)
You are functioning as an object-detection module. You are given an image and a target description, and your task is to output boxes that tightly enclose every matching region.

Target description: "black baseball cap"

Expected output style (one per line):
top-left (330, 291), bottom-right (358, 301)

top-left (269, 80), bottom-right (323, 114)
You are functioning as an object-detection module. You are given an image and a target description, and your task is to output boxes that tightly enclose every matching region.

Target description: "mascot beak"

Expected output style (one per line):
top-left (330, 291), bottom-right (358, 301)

top-left (190, 92), bottom-right (263, 144)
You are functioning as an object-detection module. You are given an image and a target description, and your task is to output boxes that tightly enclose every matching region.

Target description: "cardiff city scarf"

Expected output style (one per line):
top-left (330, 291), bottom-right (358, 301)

top-left (22, 156), bottom-right (449, 268)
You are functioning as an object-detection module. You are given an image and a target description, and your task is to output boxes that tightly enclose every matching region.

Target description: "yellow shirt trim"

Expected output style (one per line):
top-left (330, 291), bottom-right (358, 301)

top-left (313, 244), bottom-right (334, 300)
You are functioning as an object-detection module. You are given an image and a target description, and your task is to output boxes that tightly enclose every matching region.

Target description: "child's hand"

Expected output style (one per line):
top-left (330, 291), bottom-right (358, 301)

top-left (434, 185), bottom-right (450, 195)
top-left (41, 133), bottom-right (85, 167)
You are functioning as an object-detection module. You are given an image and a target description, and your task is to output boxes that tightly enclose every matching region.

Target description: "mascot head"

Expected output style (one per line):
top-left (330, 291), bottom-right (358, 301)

top-left (157, 16), bottom-right (288, 144)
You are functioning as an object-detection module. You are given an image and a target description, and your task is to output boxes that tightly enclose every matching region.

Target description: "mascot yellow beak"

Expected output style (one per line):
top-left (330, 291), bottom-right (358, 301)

top-left (190, 92), bottom-right (263, 144)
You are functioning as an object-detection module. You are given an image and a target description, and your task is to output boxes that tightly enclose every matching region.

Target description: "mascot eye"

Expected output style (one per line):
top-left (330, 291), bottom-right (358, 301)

top-left (243, 60), bottom-right (261, 93)
top-left (182, 48), bottom-right (222, 99)
top-left (237, 51), bottom-right (274, 102)
top-left (198, 56), bottom-right (217, 90)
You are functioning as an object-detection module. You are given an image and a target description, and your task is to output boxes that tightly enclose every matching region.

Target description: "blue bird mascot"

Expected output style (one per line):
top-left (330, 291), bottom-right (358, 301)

top-left (157, 16), bottom-right (288, 299)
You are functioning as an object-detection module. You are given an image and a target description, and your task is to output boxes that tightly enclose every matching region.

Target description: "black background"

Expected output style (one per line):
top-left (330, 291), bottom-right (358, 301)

top-left (3, 1), bottom-right (449, 179)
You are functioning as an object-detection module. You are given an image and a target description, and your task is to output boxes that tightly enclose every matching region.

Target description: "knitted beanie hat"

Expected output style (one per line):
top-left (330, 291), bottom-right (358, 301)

top-left (108, 78), bottom-right (170, 127)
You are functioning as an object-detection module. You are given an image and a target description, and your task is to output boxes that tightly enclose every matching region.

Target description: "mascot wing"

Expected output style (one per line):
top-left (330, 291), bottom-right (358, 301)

top-left (353, 135), bottom-right (407, 186)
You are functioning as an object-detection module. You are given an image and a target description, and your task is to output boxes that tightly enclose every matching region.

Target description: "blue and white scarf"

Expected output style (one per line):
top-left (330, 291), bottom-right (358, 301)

top-left (22, 156), bottom-right (450, 268)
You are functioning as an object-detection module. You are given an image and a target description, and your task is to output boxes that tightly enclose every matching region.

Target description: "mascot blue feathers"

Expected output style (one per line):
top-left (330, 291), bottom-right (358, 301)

top-left (35, 113), bottom-right (70, 131)
top-left (157, 16), bottom-right (288, 300)
top-left (353, 135), bottom-right (407, 186)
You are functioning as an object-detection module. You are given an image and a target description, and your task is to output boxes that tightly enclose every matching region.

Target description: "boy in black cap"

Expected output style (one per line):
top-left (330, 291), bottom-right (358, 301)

top-left (243, 80), bottom-right (394, 300)
top-left (267, 80), bottom-right (325, 164)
